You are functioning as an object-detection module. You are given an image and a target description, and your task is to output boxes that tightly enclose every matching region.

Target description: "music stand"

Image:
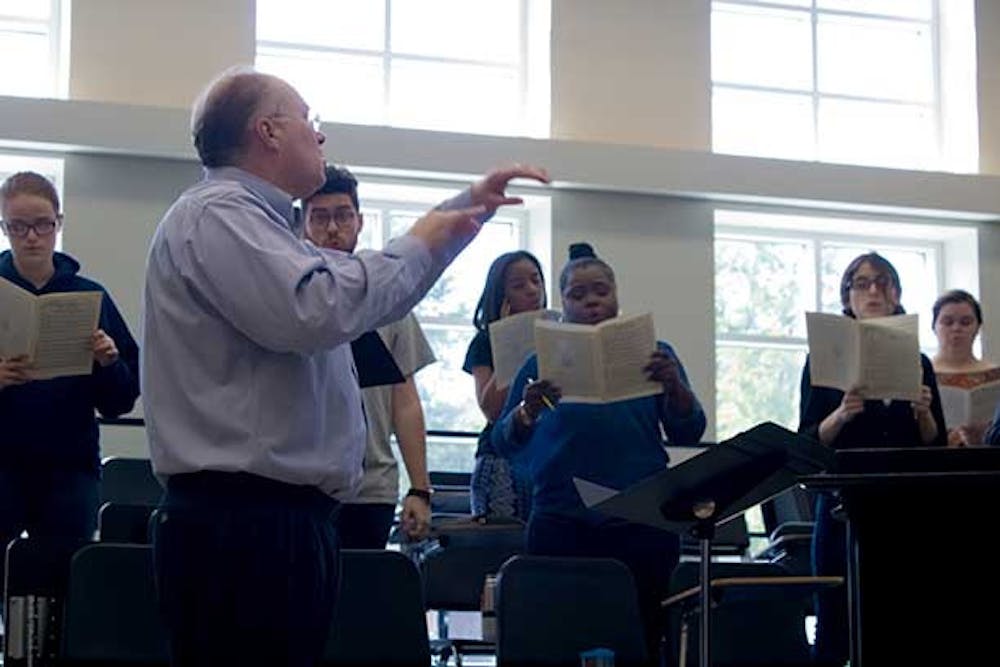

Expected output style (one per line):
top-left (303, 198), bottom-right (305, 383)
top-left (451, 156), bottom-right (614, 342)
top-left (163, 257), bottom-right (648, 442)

top-left (576, 422), bottom-right (834, 667)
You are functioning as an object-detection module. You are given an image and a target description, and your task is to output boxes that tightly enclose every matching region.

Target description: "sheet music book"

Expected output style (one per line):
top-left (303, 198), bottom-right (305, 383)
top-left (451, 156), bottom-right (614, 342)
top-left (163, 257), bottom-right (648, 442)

top-left (487, 309), bottom-right (561, 389)
top-left (535, 312), bottom-right (662, 404)
top-left (0, 278), bottom-right (101, 380)
top-left (939, 381), bottom-right (1000, 430)
top-left (806, 312), bottom-right (921, 401)
top-left (351, 330), bottom-right (405, 389)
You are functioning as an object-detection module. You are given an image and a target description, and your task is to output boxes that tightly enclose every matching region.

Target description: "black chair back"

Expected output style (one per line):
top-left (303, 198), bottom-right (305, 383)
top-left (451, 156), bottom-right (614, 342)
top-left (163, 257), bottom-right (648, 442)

top-left (322, 549), bottom-right (430, 666)
top-left (100, 457), bottom-right (163, 506)
top-left (61, 543), bottom-right (169, 666)
top-left (496, 555), bottom-right (648, 667)
top-left (98, 502), bottom-right (156, 544)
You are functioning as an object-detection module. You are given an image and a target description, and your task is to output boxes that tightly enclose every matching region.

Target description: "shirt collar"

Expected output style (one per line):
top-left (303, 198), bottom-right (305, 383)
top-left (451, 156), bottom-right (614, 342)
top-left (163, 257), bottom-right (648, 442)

top-left (205, 166), bottom-right (297, 230)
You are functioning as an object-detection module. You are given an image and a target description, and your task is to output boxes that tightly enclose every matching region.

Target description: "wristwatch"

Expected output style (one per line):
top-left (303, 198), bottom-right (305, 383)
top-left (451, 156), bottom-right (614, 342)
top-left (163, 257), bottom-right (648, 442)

top-left (406, 487), bottom-right (432, 503)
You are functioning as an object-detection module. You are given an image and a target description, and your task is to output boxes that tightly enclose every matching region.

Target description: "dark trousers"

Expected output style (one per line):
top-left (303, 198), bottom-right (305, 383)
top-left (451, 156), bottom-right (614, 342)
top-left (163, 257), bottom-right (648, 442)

top-left (153, 472), bottom-right (340, 667)
top-left (527, 512), bottom-right (680, 667)
top-left (812, 492), bottom-right (848, 667)
top-left (0, 468), bottom-right (99, 594)
top-left (337, 502), bottom-right (395, 549)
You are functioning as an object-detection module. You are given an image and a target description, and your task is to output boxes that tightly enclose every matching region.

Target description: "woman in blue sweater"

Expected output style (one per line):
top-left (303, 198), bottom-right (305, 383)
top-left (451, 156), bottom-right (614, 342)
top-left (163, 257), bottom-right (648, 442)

top-left (492, 243), bottom-right (706, 664)
top-left (0, 171), bottom-right (140, 566)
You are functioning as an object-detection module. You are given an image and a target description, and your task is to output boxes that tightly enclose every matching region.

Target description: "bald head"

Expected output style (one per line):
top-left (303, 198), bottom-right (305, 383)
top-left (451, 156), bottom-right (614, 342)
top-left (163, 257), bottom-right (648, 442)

top-left (191, 67), bottom-right (287, 168)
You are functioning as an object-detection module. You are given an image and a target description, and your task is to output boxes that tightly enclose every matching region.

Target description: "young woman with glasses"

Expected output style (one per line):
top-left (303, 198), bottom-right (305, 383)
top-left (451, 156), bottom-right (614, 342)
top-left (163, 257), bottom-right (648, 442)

top-left (797, 251), bottom-right (947, 666)
top-left (0, 171), bottom-right (139, 583)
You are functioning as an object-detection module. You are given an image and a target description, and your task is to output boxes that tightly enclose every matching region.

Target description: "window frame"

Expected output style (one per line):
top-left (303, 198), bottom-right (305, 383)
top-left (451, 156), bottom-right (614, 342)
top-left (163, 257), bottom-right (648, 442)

top-left (711, 0), bottom-right (945, 168)
top-left (0, 0), bottom-right (66, 99)
top-left (255, 0), bottom-right (550, 138)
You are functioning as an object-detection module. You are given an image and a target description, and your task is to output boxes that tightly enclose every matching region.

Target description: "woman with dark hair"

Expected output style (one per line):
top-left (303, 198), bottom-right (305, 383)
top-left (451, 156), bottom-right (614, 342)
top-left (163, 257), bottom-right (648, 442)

top-left (0, 171), bottom-right (139, 585)
top-left (463, 250), bottom-right (547, 518)
top-left (930, 289), bottom-right (999, 446)
top-left (799, 251), bottom-right (946, 666)
top-left (492, 242), bottom-right (706, 665)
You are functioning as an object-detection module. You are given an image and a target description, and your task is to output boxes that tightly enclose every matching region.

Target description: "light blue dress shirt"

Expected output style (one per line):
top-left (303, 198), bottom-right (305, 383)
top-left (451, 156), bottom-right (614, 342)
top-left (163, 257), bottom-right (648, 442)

top-left (142, 167), bottom-right (469, 498)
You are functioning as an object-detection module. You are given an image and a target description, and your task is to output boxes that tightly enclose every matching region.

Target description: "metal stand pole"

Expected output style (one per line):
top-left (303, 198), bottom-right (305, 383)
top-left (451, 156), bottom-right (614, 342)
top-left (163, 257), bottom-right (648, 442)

top-left (691, 501), bottom-right (717, 667)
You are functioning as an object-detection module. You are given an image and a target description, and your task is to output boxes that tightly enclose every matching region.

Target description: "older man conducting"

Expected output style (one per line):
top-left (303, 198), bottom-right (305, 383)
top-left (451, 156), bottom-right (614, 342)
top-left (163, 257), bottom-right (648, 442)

top-left (142, 66), bottom-right (548, 667)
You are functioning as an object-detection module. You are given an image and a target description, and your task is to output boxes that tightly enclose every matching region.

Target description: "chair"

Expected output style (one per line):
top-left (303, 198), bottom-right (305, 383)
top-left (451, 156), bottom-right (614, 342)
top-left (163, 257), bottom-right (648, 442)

top-left (663, 561), bottom-right (841, 667)
top-left (3, 536), bottom-right (88, 666)
top-left (429, 470), bottom-right (473, 517)
top-left (61, 543), bottom-right (169, 666)
top-left (757, 486), bottom-right (816, 577)
top-left (680, 512), bottom-right (750, 559)
top-left (418, 518), bottom-right (525, 665)
top-left (756, 521), bottom-right (814, 577)
top-left (495, 555), bottom-right (648, 667)
top-left (98, 502), bottom-right (156, 543)
top-left (322, 549), bottom-right (430, 667)
top-left (100, 457), bottom-right (163, 506)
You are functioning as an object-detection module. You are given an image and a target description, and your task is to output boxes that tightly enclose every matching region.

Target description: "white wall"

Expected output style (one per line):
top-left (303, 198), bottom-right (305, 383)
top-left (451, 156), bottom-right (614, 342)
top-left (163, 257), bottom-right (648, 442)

top-left (977, 0), bottom-right (1000, 174)
top-left (551, 0), bottom-right (711, 150)
top-left (69, 0), bottom-right (255, 108)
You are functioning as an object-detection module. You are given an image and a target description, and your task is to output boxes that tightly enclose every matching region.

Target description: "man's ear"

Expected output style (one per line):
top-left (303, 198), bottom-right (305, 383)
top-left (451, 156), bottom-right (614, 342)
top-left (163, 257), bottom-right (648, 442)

top-left (254, 116), bottom-right (281, 151)
top-left (357, 212), bottom-right (364, 233)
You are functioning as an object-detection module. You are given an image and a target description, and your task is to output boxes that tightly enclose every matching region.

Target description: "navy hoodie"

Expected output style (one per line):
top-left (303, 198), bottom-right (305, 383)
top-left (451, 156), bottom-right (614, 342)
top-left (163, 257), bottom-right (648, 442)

top-left (0, 250), bottom-right (139, 475)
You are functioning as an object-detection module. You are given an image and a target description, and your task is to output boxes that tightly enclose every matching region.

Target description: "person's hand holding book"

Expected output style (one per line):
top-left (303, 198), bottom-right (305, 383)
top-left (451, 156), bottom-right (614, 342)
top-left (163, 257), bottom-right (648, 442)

top-left (645, 350), bottom-right (694, 415)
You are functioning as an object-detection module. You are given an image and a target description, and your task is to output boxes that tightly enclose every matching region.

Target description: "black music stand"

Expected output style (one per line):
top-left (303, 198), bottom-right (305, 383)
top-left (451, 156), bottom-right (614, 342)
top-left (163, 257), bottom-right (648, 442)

top-left (577, 422), bottom-right (834, 667)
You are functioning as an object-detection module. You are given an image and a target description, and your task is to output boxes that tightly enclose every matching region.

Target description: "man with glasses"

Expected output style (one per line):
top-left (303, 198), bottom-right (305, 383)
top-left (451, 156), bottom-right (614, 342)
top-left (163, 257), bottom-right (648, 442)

top-left (0, 170), bottom-right (139, 596)
top-left (302, 165), bottom-right (435, 549)
top-left (142, 66), bottom-right (548, 667)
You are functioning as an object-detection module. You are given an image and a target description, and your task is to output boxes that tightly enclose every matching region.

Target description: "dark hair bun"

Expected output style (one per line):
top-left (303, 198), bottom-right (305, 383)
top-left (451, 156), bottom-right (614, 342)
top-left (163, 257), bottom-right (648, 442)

top-left (569, 242), bottom-right (596, 260)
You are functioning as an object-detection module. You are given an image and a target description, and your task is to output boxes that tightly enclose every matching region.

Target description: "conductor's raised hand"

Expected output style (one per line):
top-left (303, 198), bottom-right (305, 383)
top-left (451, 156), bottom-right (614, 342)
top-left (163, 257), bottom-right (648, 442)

top-left (407, 205), bottom-right (487, 262)
top-left (470, 165), bottom-right (550, 216)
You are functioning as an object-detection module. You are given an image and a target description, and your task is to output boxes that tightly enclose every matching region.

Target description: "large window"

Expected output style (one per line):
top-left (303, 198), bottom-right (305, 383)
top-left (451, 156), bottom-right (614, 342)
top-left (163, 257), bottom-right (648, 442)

top-left (0, 153), bottom-right (64, 252)
top-left (356, 180), bottom-right (550, 472)
top-left (256, 0), bottom-right (550, 137)
top-left (0, 0), bottom-right (65, 98)
top-left (714, 208), bottom-right (980, 441)
top-left (711, 0), bottom-right (977, 171)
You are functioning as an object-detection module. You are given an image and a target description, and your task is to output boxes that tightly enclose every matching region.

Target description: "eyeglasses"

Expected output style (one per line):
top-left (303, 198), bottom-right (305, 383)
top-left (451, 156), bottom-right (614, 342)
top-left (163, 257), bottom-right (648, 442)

top-left (2, 217), bottom-right (61, 238)
top-left (849, 274), bottom-right (892, 292)
top-left (267, 111), bottom-right (322, 133)
top-left (307, 207), bottom-right (358, 229)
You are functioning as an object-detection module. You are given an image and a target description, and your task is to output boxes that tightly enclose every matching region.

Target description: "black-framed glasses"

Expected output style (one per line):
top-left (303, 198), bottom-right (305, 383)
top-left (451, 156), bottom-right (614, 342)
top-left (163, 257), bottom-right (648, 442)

top-left (307, 207), bottom-right (357, 229)
top-left (849, 274), bottom-right (892, 292)
top-left (2, 217), bottom-right (61, 238)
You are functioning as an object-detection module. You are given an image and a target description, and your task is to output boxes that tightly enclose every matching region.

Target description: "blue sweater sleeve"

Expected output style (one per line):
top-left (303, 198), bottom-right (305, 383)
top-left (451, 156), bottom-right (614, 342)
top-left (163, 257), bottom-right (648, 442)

top-left (658, 342), bottom-right (706, 444)
top-left (92, 291), bottom-right (140, 417)
top-left (491, 356), bottom-right (537, 459)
